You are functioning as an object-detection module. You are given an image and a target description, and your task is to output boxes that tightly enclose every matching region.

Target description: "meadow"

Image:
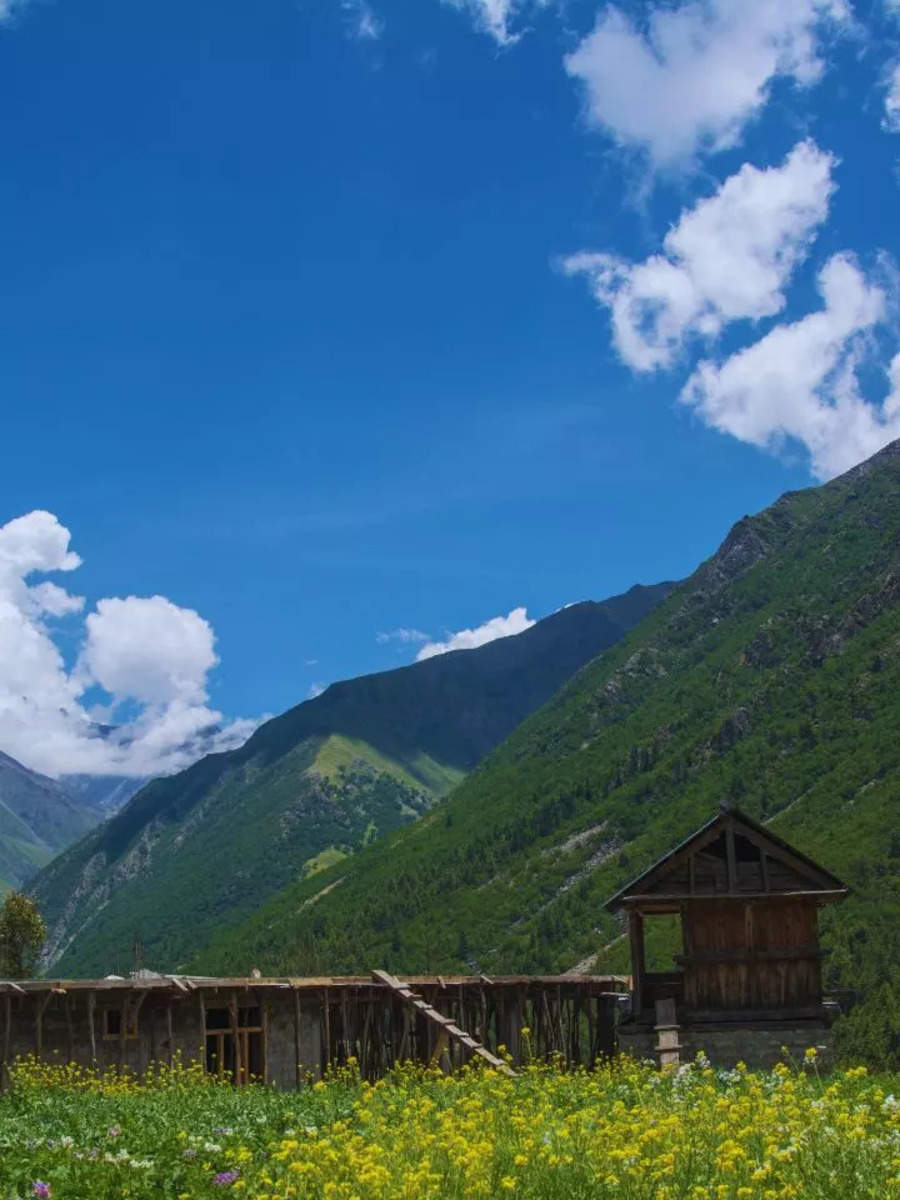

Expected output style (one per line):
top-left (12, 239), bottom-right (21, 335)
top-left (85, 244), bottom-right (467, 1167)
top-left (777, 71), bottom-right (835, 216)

top-left (0, 1051), bottom-right (897, 1200)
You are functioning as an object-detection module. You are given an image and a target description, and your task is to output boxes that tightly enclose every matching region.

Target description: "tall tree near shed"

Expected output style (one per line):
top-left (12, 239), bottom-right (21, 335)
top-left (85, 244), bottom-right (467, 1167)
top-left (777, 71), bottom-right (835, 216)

top-left (0, 892), bottom-right (46, 978)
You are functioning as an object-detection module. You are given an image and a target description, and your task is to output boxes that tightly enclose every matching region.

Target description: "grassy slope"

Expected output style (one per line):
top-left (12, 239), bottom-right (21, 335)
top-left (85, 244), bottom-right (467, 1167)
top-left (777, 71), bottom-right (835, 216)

top-left (311, 734), bottom-right (465, 798)
top-left (0, 754), bottom-right (102, 890)
top-left (195, 441), bottom-right (900, 1058)
top-left (34, 588), bottom-right (671, 975)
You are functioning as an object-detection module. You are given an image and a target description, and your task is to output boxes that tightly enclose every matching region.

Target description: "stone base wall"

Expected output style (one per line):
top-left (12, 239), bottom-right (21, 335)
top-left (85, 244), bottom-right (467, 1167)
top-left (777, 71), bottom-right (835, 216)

top-left (617, 1022), bottom-right (833, 1070)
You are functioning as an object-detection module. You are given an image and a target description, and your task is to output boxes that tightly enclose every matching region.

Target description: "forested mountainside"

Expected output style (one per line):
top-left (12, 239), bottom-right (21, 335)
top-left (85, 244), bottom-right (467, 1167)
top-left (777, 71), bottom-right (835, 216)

top-left (0, 753), bottom-right (106, 891)
top-left (31, 583), bottom-right (671, 974)
top-left (193, 440), bottom-right (900, 1065)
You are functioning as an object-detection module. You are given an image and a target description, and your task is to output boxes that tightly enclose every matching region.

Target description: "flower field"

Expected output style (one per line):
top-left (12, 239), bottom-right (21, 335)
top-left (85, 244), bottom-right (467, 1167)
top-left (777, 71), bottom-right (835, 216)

top-left (1, 1053), bottom-right (898, 1199)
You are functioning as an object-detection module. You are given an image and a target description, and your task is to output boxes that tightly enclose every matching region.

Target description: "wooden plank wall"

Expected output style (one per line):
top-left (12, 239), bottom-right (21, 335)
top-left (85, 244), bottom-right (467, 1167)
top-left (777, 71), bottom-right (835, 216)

top-left (315, 981), bottom-right (621, 1079)
top-left (682, 899), bottom-right (822, 1014)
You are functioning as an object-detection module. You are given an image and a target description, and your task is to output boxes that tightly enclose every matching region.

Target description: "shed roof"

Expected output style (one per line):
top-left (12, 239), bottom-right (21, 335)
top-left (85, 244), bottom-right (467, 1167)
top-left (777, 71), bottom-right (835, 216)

top-left (604, 805), bottom-right (848, 912)
top-left (0, 972), bottom-right (629, 997)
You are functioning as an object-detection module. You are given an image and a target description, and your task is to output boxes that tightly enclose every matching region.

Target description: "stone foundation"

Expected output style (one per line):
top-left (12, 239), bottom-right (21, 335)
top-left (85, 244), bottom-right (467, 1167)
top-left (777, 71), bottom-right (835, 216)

top-left (617, 1020), bottom-right (833, 1070)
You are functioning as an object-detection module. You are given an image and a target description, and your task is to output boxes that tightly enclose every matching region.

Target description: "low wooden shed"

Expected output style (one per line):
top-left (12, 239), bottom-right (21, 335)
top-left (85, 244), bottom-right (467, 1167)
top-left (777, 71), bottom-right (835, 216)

top-left (606, 806), bottom-right (848, 1067)
top-left (0, 971), bottom-right (627, 1087)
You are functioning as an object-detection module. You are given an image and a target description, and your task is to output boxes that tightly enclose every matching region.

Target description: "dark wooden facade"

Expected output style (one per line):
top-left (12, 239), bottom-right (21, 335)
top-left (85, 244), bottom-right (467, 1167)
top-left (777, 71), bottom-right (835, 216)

top-left (0, 972), bottom-right (628, 1087)
top-left (606, 807), bottom-right (848, 1053)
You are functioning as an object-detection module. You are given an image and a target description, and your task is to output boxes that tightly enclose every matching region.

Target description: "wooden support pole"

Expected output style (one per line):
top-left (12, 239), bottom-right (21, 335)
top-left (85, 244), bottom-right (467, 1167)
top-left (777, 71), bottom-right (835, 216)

top-left (166, 1003), bottom-right (174, 1069)
top-left (34, 992), bottom-right (52, 1060)
top-left (328, 988), bottom-right (336, 1075)
top-left (229, 991), bottom-right (242, 1087)
top-left (760, 848), bottom-right (770, 892)
top-left (130, 991), bottom-right (149, 1076)
top-left (261, 993), bottom-right (269, 1084)
top-left (65, 994), bottom-right (74, 1064)
top-left (118, 994), bottom-right (128, 1073)
top-left (2, 994), bottom-right (11, 1089)
top-left (628, 911), bottom-right (645, 1020)
top-left (293, 990), bottom-right (302, 1086)
top-left (87, 991), bottom-right (97, 1064)
top-left (150, 1007), bottom-right (159, 1069)
top-left (361, 999), bottom-right (373, 1079)
top-left (198, 992), bottom-right (207, 1073)
top-left (341, 988), bottom-right (349, 1063)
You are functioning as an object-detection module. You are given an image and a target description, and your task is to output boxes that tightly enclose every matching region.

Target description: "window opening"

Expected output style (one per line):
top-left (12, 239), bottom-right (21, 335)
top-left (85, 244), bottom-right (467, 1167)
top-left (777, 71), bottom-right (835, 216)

top-left (102, 1007), bottom-right (138, 1040)
top-left (204, 1005), bottom-right (264, 1083)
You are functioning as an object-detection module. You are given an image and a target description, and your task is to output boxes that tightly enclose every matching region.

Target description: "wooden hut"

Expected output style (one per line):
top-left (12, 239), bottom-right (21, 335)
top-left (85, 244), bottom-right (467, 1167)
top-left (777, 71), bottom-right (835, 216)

top-left (605, 806), bottom-right (848, 1067)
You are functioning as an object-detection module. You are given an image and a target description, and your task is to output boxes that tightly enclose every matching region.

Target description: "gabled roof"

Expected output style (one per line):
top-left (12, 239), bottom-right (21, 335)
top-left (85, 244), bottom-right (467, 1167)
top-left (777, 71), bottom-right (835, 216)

top-left (604, 805), bottom-right (848, 911)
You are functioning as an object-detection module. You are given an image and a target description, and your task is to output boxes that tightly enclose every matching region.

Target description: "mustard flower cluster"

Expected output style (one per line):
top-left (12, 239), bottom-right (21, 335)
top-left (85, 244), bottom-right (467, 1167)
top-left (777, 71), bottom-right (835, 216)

top-left (1, 1052), bottom-right (898, 1198)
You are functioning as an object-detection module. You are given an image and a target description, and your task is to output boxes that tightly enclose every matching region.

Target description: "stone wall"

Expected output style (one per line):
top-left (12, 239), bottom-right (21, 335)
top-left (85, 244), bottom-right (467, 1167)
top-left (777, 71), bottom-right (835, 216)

top-left (617, 1020), bottom-right (834, 1069)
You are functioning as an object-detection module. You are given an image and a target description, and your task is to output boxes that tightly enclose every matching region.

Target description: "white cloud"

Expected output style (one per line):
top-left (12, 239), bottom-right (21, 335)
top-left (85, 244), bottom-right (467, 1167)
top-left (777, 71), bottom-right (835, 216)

top-left (0, 511), bottom-right (258, 779)
top-left (564, 0), bottom-right (848, 166)
top-left (342, 0), bottom-right (384, 41)
top-left (376, 627), bottom-right (430, 645)
top-left (681, 253), bottom-right (900, 479)
top-left (884, 61), bottom-right (900, 132)
top-left (444, 0), bottom-right (543, 45)
top-left (416, 606), bottom-right (535, 660)
top-left (563, 140), bottom-right (836, 371)
top-left (307, 682), bottom-right (326, 699)
top-left (81, 596), bottom-right (217, 707)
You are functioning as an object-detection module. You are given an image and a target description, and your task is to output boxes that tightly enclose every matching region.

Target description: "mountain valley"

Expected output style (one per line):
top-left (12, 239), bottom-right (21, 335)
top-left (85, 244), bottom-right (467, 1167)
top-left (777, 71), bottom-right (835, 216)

top-left (30, 585), bottom-right (671, 973)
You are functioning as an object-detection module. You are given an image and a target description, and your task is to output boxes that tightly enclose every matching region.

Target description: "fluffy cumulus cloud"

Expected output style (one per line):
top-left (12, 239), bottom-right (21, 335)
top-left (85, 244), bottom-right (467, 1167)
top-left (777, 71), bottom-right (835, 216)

top-left (681, 254), bottom-right (900, 479)
top-left (0, 511), bottom-right (258, 779)
top-left (416, 606), bottom-right (535, 660)
top-left (444, 0), bottom-right (543, 45)
top-left (563, 140), bottom-right (835, 371)
top-left (82, 597), bottom-right (217, 706)
top-left (565, 0), bottom-right (848, 166)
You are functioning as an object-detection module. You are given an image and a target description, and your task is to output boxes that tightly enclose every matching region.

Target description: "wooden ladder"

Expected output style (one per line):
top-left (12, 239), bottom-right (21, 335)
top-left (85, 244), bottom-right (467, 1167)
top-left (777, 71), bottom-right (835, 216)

top-left (372, 970), bottom-right (517, 1077)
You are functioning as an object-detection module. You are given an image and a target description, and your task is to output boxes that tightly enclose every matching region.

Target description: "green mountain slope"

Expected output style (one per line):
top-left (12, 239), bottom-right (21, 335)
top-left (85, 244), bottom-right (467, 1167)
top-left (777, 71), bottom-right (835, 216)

top-left (32, 584), bottom-right (671, 974)
top-left (0, 753), bottom-right (104, 891)
top-left (193, 441), bottom-right (900, 1063)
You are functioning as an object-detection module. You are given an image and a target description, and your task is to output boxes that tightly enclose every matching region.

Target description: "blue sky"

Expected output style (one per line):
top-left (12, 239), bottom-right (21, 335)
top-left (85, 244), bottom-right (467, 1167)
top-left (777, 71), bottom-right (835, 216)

top-left (2, 0), bottom-right (900, 777)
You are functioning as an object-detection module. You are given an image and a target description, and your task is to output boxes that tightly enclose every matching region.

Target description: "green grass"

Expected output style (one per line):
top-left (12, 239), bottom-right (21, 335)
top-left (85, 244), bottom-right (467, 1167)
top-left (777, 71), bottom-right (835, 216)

top-left (301, 846), bottom-right (350, 878)
top-left (404, 752), bottom-right (467, 798)
top-left (311, 735), bottom-right (428, 792)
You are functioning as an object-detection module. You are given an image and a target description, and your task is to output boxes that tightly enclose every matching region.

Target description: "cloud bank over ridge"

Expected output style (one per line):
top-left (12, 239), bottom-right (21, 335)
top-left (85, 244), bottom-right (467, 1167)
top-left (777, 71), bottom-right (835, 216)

top-left (416, 606), bottom-right (535, 660)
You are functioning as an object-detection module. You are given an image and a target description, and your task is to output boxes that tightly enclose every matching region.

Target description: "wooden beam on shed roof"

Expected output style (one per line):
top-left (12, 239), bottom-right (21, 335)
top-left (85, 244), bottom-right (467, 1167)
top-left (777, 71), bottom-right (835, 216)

top-left (620, 889), bottom-right (848, 906)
